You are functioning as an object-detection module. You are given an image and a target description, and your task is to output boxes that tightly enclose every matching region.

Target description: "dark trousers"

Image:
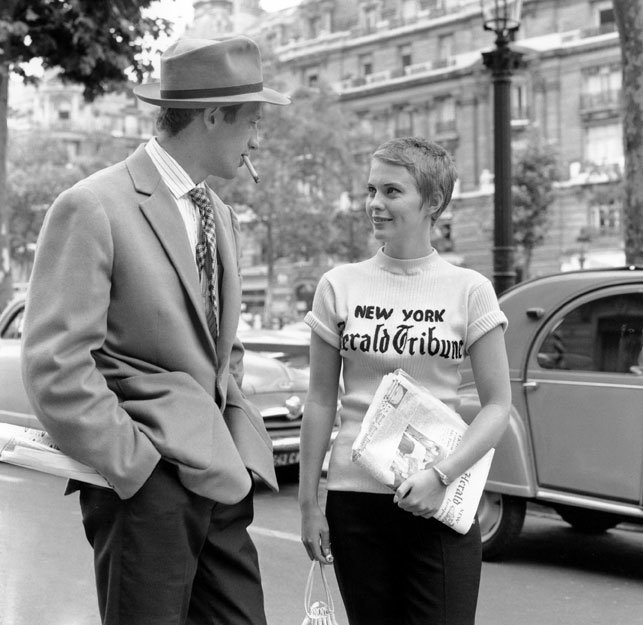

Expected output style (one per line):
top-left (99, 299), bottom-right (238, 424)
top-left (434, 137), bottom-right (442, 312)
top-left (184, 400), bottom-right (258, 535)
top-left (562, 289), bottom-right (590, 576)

top-left (326, 490), bottom-right (481, 625)
top-left (77, 460), bottom-right (266, 625)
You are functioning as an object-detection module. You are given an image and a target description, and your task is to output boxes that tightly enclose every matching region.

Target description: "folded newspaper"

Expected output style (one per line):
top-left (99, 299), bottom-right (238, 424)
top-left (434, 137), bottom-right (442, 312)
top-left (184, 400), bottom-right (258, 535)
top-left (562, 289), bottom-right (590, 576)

top-left (351, 369), bottom-right (494, 534)
top-left (0, 423), bottom-right (110, 487)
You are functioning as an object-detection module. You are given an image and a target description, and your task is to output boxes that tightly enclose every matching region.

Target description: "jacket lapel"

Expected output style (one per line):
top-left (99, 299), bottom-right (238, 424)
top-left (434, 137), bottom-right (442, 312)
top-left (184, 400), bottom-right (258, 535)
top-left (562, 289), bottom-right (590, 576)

top-left (126, 146), bottom-right (216, 356)
top-left (209, 190), bottom-right (241, 362)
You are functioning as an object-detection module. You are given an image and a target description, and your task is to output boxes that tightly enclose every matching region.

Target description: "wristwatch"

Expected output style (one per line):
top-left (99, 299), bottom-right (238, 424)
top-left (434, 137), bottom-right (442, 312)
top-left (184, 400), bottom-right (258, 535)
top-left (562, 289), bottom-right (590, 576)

top-left (433, 466), bottom-right (451, 486)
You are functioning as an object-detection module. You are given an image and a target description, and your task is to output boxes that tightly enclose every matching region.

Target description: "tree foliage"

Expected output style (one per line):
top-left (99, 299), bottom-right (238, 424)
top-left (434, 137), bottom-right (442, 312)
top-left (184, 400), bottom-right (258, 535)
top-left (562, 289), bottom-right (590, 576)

top-left (2, 1), bottom-right (170, 98)
top-left (6, 133), bottom-right (112, 280)
top-left (217, 84), bottom-right (379, 266)
top-left (214, 84), bottom-right (380, 323)
top-left (0, 0), bottom-right (172, 308)
top-left (511, 134), bottom-right (561, 280)
top-left (613, 0), bottom-right (643, 266)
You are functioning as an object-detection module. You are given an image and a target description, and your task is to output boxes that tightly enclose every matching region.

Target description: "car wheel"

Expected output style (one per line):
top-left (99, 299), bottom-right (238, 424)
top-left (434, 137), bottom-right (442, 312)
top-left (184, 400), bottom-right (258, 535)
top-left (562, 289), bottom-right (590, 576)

top-left (478, 491), bottom-right (526, 561)
top-left (555, 505), bottom-right (621, 533)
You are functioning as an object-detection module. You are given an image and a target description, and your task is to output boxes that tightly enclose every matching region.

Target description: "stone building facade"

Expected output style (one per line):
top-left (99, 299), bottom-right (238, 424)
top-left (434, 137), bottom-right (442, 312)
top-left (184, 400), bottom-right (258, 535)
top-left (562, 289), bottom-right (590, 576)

top-left (9, 1), bottom-right (627, 316)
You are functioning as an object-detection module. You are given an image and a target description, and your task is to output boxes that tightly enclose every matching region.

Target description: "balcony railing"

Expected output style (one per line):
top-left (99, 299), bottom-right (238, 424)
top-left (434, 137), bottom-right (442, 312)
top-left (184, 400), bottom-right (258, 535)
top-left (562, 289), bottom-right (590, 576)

top-left (338, 55), bottom-right (459, 92)
top-left (561, 22), bottom-right (618, 44)
top-left (435, 119), bottom-right (457, 135)
top-left (580, 22), bottom-right (618, 38)
top-left (511, 105), bottom-right (530, 122)
top-left (404, 57), bottom-right (455, 76)
top-left (365, 69), bottom-right (392, 84)
top-left (580, 89), bottom-right (621, 112)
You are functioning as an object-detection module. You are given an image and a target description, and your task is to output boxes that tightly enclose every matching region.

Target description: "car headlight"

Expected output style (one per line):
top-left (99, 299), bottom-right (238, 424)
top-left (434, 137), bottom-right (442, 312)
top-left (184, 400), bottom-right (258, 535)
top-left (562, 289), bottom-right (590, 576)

top-left (285, 395), bottom-right (303, 420)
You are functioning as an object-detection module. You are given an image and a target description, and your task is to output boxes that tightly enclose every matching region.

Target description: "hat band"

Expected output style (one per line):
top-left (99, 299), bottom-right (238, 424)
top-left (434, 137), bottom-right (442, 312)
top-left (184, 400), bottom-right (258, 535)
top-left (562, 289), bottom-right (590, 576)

top-left (160, 82), bottom-right (264, 99)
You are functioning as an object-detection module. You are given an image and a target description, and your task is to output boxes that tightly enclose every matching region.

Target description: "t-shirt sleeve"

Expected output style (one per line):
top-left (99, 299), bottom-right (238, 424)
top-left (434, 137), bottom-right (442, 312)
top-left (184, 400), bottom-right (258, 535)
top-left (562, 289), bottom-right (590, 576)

top-left (465, 279), bottom-right (508, 353)
top-left (304, 275), bottom-right (341, 349)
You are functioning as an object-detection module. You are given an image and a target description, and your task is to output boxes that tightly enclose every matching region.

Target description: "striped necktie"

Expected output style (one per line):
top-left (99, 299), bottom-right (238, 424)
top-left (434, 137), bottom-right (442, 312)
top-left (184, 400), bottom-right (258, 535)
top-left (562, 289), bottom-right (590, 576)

top-left (189, 187), bottom-right (218, 337)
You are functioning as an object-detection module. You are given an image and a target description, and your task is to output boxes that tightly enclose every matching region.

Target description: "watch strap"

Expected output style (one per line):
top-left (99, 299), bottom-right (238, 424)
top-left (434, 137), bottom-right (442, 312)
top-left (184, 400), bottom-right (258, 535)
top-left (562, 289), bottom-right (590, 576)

top-left (433, 465), bottom-right (451, 486)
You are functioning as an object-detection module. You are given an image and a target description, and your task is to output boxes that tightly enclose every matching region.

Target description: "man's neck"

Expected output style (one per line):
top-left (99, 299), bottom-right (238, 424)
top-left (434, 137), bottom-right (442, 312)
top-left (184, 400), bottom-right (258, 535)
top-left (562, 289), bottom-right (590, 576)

top-left (157, 132), bottom-right (205, 185)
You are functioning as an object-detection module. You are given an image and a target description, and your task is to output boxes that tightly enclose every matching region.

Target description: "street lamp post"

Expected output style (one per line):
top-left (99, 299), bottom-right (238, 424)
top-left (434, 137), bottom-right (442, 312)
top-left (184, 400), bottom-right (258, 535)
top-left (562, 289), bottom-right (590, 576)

top-left (480, 0), bottom-right (524, 295)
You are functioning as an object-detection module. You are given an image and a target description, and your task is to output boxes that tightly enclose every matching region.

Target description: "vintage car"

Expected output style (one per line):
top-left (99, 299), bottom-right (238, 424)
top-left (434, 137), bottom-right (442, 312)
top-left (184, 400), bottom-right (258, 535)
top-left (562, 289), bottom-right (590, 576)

top-left (459, 266), bottom-right (643, 559)
top-left (0, 296), bottom-right (311, 471)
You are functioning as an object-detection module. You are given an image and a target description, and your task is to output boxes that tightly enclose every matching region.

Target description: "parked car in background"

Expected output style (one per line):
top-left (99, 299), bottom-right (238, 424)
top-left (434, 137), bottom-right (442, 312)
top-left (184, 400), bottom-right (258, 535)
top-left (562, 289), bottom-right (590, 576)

top-left (237, 324), bottom-right (311, 368)
top-left (457, 267), bottom-right (643, 559)
top-left (0, 296), bottom-right (315, 473)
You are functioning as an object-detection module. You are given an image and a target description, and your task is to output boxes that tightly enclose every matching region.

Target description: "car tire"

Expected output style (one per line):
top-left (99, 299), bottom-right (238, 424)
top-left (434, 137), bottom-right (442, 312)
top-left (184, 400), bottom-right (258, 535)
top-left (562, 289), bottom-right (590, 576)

top-left (555, 504), bottom-right (621, 533)
top-left (478, 491), bottom-right (526, 561)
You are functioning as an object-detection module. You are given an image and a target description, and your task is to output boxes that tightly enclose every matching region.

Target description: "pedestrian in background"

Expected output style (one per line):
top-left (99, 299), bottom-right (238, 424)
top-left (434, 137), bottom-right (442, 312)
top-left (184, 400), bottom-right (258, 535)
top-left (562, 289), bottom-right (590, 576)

top-left (299, 137), bottom-right (511, 625)
top-left (22, 36), bottom-right (289, 625)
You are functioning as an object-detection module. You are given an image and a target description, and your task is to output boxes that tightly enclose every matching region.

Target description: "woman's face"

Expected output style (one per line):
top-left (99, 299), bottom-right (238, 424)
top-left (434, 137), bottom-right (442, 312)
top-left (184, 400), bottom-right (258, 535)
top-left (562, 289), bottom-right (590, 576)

top-left (365, 158), bottom-right (432, 259)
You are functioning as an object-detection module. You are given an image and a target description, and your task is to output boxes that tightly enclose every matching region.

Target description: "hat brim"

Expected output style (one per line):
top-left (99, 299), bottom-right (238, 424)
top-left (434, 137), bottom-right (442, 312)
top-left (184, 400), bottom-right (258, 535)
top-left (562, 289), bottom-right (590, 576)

top-left (133, 82), bottom-right (290, 108)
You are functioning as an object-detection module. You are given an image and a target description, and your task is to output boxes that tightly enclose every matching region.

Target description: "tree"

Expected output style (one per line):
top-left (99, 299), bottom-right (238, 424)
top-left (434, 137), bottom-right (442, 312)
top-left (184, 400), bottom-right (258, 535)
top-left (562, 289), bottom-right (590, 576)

top-left (0, 0), bottom-right (172, 310)
top-left (7, 133), bottom-right (93, 281)
top-left (216, 84), bottom-right (379, 322)
top-left (511, 134), bottom-right (560, 280)
top-left (613, 0), bottom-right (643, 266)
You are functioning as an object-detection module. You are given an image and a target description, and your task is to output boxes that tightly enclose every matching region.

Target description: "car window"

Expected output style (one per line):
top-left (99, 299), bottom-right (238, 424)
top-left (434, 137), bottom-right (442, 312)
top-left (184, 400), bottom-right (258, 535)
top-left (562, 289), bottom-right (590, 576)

top-left (1, 308), bottom-right (24, 340)
top-left (537, 292), bottom-right (643, 374)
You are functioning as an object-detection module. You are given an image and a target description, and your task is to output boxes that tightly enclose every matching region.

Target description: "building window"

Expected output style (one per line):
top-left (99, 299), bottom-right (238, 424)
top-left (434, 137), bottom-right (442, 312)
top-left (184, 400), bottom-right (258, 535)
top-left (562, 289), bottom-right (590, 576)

top-left (399, 44), bottom-right (412, 68)
top-left (595, 1), bottom-right (616, 28)
top-left (401, 0), bottom-right (418, 21)
top-left (359, 53), bottom-right (373, 76)
top-left (438, 33), bottom-right (453, 61)
top-left (58, 110), bottom-right (70, 120)
top-left (583, 65), bottom-right (621, 96)
top-left (304, 65), bottom-right (320, 87)
top-left (581, 65), bottom-right (621, 111)
top-left (590, 202), bottom-right (621, 236)
top-left (361, 5), bottom-right (379, 31)
top-left (308, 16), bottom-right (321, 38)
top-left (395, 108), bottom-right (413, 137)
top-left (435, 97), bottom-right (456, 134)
top-left (584, 123), bottom-right (623, 167)
top-left (511, 84), bottom-right (529, 120)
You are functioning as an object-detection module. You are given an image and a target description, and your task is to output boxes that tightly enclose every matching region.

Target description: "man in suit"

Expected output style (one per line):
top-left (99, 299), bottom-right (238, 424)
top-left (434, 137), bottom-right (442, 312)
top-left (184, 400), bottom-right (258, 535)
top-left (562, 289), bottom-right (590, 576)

top-left (21, 36), bottom-right (290, 625)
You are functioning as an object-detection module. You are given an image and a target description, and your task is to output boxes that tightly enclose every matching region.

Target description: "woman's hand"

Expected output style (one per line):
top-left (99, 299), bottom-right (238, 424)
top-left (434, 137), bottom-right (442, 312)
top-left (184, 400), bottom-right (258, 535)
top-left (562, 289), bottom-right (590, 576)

top-left (301, 503), bottom-right (334, 563)
top-left (394, 469), bottom-right (446, 519)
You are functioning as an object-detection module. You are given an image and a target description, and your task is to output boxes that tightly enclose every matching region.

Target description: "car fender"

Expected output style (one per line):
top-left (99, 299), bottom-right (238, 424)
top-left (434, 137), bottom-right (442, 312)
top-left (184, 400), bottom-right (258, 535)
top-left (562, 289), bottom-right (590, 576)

top-left (458, 389), bottom-right (536, 498)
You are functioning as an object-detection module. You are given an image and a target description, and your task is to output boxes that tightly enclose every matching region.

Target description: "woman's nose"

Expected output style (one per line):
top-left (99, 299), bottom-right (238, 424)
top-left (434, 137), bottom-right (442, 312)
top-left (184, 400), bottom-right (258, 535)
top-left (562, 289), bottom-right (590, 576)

top-left (368, 192), bottom-right (383, 209)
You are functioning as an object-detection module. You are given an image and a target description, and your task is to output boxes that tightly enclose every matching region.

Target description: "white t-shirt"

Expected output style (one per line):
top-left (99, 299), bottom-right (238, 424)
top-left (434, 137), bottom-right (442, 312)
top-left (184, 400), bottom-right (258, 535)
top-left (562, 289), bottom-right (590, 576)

top-left (305, 247), bottom-right (507, 493)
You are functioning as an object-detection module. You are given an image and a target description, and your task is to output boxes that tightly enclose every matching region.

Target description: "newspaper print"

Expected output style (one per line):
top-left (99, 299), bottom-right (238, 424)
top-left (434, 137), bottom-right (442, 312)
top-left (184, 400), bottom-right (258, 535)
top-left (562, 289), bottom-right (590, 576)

top-left (0, 423), bottom-right (109, 487)
top-left (352, 369), bottom-right (493, 534)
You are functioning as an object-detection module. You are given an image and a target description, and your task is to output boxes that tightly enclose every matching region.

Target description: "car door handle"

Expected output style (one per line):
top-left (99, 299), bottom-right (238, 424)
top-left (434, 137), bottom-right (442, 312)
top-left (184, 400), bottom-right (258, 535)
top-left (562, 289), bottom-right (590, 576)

top-left (523, 381), bottom-right (539, 391)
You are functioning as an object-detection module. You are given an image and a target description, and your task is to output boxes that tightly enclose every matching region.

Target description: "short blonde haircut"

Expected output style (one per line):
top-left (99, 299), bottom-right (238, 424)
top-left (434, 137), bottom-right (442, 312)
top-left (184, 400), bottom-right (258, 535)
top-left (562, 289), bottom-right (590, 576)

top-left (372, 137), bottom-right (458, 224)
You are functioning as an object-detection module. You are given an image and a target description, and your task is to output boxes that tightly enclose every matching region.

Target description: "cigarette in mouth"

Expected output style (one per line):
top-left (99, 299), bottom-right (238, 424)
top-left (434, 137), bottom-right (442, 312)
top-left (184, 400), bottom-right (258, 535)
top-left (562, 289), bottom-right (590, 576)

top-left (242, 154), bottom-right (260, 184)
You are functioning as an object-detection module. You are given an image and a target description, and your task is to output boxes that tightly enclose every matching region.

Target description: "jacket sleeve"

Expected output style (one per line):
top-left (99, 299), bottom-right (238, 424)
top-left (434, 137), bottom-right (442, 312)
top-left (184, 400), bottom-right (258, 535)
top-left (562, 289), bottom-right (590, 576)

top-left (21, 184), bottom-right (161, 499)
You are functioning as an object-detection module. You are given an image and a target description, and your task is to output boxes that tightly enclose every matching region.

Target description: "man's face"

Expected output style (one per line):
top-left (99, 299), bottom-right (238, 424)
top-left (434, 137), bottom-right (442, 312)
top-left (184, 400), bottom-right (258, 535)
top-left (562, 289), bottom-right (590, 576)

top-left (207, 101), bottom-right (263, 180)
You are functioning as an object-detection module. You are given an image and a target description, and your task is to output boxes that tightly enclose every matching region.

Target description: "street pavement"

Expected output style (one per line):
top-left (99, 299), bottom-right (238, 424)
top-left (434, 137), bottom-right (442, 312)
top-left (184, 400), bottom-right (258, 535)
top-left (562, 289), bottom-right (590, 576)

top-left (1, 464), bottom-right (643, 625)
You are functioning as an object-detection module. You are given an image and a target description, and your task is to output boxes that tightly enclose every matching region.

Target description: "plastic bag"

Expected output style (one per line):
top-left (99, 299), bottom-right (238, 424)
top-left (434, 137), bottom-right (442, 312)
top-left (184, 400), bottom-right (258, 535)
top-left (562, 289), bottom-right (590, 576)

top-left (301, 560), bottom-right (340, 625)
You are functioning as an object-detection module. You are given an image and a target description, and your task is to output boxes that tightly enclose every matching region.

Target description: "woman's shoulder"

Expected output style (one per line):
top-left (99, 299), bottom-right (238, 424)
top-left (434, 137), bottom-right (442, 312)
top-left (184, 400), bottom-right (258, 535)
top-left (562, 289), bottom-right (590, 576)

top-left (436, 255), bottom-right (491, 287)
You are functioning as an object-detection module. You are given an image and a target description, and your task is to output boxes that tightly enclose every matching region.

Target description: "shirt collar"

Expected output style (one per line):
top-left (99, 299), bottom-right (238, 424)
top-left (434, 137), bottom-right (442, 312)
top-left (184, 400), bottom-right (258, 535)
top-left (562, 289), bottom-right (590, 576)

top-left (145, 137), bottom-right (207, 199)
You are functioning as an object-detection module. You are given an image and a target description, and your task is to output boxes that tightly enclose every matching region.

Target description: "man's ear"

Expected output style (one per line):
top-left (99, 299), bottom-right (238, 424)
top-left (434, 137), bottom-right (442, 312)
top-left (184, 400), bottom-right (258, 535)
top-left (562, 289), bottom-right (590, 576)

top-left (204, 106), bottom-right (221, 127)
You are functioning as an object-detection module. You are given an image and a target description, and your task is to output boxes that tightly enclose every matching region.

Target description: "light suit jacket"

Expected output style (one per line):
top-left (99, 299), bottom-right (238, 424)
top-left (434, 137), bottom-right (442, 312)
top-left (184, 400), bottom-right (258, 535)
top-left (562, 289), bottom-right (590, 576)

top-left (21, 145), bottom-right (277, 502)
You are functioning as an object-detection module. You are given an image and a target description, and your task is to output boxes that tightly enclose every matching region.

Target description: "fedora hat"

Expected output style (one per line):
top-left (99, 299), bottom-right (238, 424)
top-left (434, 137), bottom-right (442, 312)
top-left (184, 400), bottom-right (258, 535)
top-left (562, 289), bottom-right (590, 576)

top-left (133, 36), bottom-right (290, 108)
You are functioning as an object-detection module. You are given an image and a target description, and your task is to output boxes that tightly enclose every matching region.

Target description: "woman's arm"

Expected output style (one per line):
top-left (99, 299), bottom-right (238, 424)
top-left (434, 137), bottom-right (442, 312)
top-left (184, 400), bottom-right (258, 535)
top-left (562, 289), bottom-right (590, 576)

top-left (396, 325), bottom-right (511, 516)
top-left (299, 332), bottom-right (341, 562)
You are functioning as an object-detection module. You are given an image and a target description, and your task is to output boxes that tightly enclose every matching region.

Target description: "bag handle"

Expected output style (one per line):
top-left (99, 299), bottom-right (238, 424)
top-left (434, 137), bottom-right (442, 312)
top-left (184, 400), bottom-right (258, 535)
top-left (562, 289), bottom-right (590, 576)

top-left (304, 560), bottom-right (335, 617)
